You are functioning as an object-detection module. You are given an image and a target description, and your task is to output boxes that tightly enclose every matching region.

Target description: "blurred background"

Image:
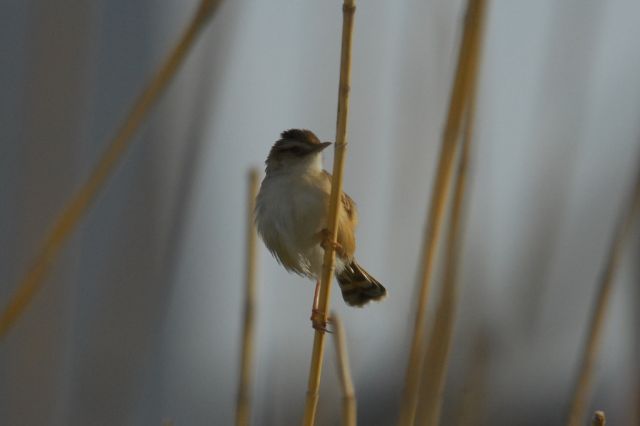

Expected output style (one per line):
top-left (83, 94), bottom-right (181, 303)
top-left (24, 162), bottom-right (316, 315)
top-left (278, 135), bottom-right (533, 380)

top-left (1, 0), bottom-right (639, 425)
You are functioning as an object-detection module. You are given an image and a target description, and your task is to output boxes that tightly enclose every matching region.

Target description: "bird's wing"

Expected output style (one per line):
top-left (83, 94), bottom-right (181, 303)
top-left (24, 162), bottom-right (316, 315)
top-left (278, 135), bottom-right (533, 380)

top-left (322, 170), bottom-right (358, 260)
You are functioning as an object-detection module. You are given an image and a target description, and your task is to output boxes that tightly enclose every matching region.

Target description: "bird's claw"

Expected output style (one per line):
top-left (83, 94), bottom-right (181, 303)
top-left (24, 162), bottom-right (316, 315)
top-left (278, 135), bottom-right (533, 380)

top-left (319, 228), bottom-right (344, 256)
top-left (310, 309), bottom-right (332, 333)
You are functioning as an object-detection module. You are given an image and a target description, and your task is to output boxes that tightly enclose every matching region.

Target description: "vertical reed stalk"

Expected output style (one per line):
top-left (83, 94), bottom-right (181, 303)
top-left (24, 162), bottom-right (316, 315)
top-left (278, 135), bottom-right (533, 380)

top-left (453, 333), bottom-right (490, 426)
top-left (415, 108), bottom-right (475, 426)
top-left (302, 1), bottom-right (356, 424)
top-left (397, 1), bottom-right (488, 424)
top-left (566, 155), bottom-right (640, 426)
top-left (416, 81), bottom-right (480, 426)
top-left (635, 370), bottom-right (640, 426)
top-left (634, 242), bottom-right (640, 426)
top-left (591, 411), bottom-right (606, 426)
top-left (415, 2), bottom-right (486, 424)
top-left (235, 169), bottom-right (260, 426)
top-left (331, 313), bottom-right (357, 426)
top-left (0, 0), bottom-right (221, 338)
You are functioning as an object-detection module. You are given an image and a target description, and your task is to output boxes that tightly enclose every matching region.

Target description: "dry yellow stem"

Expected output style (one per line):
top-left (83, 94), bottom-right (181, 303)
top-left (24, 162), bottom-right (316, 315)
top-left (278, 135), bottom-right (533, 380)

top-left (0, 0), bottom-right (222, 339)
top-left (566, 158), bottom-right (640, 426)
top-left (453, 333), bottom-right (490, 426)
top-left (302, 1), bottom-right (356, 425)
top-left (397, 1), bottom-right (488, 424)
top-left (235, 168), bottom-right (260, 426)
top-left (415, 98), bottom-right (476, 426)
top-left (415, 3), bottom-right (487, 425)
top-left (331, 313), bottom-right (357, 426)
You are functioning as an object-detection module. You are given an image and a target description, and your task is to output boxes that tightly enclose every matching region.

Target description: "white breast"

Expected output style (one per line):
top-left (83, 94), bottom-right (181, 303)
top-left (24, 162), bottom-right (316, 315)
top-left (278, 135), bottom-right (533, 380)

top-left (255, 169), bottom-right (330, 278)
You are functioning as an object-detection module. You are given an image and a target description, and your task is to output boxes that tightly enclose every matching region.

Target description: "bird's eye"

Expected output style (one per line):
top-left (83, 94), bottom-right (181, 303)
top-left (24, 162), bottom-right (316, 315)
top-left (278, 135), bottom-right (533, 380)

top-left (288, 146), bottom-right (303, 155)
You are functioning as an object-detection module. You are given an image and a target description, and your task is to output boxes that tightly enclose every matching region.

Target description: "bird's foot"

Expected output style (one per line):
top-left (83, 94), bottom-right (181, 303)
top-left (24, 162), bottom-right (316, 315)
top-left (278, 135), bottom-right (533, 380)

top-left (319, 228), bottom-right (344, 257)
top-left (310, 309), bottom-right (332, 333)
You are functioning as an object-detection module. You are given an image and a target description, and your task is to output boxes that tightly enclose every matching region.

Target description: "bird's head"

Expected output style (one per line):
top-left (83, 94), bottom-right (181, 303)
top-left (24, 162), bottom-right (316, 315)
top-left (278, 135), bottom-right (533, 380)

top-left (265, 129), bottom-right (332, 174)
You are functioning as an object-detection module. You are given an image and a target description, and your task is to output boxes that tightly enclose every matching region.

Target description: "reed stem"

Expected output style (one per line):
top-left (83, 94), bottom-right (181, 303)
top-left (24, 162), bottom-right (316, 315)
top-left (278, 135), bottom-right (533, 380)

top-left (415, 3), bottom-right (486, 424)
top-left (235, 169), bottom-right (260, 426)
top-left (331, 314), bottom-right (357, 426)
top-left (0, 0), bottom-right (221, 338)
top-left (397, 1), bottom-right (488, 424)
top-left (416, 127), bottom-right (470, 424)
top-left (302, 1), bottom-right (356, 425)
top-left (566, 155), bottom-right (640, 426)
top-left (453, 333), bottom-right (490, 426)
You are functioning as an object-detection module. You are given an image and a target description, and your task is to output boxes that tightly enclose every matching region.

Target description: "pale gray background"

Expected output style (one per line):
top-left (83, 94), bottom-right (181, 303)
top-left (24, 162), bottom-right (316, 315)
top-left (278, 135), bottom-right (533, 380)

top-left (1, 0), bottom-right (639, 425)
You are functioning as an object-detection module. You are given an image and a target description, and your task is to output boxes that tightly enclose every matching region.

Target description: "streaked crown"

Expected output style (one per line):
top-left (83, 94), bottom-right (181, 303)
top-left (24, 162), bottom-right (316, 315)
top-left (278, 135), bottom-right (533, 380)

top-left (265, 129), bottom-right (331, 173)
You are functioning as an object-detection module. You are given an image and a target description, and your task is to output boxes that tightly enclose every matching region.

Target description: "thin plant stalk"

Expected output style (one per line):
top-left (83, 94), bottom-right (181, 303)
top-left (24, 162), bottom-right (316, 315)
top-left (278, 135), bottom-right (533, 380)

top-left (235, 169), bottom-right (260, 426)
top-left (415, 2), bottom-right (487, 424)
top-left (635, 349), bottom-right (640, 426)
top-left (0, 0), bottom-right (222, 338)
top-left (397, 1), bottom-right (488, 424)
top-left (302, 1), bottom-right (356, 424)
top-left (634, 236), bottom-right (640, 426)
top-left (331, 313), bottom-right (357, 426)
top-left (453, 333), bottom-right (490, 426)
top-left (566, 155), bottom-right (640, 426)
top-left (591, 411), bottom-right (606, 426)
top-left (415, 110), bottom-right (472, 425)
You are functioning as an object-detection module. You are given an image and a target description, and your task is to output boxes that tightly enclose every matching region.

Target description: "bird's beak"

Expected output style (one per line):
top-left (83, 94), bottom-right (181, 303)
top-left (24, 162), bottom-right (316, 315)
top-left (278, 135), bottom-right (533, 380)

top-left (314, 141), bottom-right (332, 152)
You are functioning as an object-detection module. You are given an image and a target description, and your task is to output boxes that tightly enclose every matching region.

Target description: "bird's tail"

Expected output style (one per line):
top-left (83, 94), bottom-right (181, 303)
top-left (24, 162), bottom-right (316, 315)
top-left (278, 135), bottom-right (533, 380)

top-left (336, 260), bottom-right (387, 307)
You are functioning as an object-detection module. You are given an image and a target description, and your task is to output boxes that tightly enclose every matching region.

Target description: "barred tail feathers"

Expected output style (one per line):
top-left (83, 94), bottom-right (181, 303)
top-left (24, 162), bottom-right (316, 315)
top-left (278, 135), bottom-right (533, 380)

top-left (336, 260), bottom-right (386, 307)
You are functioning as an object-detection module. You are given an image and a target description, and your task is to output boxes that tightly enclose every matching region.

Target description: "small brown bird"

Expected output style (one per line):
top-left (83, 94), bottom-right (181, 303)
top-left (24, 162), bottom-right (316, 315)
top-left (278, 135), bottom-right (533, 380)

top-left (255, 129), bottom-right (386, 326)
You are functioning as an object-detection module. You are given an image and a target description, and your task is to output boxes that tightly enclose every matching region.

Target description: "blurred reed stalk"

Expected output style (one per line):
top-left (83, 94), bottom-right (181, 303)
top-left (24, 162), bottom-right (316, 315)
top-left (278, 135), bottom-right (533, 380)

top-left (415, 2), bottom-right (487, 425)
top-left (331, 313), bottom-right (357, 426)
top-left (453, 333), bottom-right (490, 426)
top-left (635, 352), bottom-right (640, 426)
top-left (302, 0), bottom-right (356, 424)
top-left (235, 169), bottom-right (260, 426)
top-left (591, 411), bottom-right (606, 426)
top-left (0, 0), bottom-right (222, 338)
top-left (397, 1), bottom-right (488, 424)
top-left (566, 155), bottom-right (640, 426)
top-left (631, 229), bottom-right (640, 426)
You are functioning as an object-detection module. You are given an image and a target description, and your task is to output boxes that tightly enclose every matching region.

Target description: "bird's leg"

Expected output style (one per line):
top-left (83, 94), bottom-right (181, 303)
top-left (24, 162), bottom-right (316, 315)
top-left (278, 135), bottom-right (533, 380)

top-left (310, 280), bottom-right (331, 333)
top-left (319, 228), bottom-right (345, 257)
top-left (311, 228), bottom-right (342, 332)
